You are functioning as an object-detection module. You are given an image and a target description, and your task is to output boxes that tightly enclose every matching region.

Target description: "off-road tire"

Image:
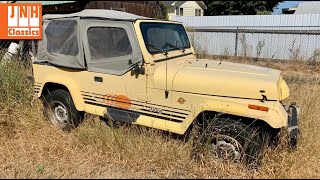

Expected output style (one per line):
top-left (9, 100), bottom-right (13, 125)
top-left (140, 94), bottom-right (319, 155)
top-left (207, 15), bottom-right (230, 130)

top-left (43, 89), bottom-right (83, 132)
top-left (192, 117), bottom-right (264, 167)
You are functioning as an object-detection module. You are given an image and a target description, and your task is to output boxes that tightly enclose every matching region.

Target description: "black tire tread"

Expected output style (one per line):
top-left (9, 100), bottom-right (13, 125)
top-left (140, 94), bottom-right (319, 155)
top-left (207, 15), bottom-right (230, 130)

top-left (43, 89), bottom-right (83, 132)
top-left (192, 117), bottom-right (263, 167)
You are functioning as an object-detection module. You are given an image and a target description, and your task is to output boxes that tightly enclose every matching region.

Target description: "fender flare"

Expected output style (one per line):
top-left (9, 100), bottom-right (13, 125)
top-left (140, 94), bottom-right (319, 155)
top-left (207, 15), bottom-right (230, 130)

top-left (180, 98), bottom-right (288, 133)
top-left (39, 77), bottom-right (85, 111)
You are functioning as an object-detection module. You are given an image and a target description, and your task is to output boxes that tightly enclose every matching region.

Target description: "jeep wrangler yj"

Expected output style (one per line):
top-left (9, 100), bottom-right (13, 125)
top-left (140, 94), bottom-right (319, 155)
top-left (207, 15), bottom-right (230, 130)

top-left (32, 9), bottom-right (299, 165)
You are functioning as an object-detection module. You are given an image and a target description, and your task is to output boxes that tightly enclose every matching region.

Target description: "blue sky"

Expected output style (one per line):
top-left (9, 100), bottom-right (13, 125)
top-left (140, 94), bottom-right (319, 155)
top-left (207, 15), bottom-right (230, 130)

top-left (272, 1), bottom-right (302, 15)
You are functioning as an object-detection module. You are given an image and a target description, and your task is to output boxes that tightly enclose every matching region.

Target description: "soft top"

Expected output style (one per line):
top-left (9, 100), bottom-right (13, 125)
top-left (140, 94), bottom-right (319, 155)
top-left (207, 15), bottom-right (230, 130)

top-left (43, 9), bottom-right (154, 21)
top-left (37, 9), bottom-right (146, 73)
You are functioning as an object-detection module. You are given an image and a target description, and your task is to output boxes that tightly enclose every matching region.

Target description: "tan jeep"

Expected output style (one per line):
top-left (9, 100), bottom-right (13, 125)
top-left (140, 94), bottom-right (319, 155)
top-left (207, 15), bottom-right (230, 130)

top-left (32, 9), bottom-right (299, 166)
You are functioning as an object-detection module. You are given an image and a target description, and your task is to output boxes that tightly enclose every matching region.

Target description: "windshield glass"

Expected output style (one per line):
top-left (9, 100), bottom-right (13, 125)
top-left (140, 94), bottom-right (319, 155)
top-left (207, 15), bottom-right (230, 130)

top-left (140, 22), bottom-right (191, 55)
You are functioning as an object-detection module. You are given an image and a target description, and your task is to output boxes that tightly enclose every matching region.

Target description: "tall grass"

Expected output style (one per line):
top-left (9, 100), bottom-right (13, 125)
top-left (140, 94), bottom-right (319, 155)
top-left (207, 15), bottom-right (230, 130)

top-left (0, 57), bottom-right (33, 107)
top-left (0, 51), bottom-right (320, 178)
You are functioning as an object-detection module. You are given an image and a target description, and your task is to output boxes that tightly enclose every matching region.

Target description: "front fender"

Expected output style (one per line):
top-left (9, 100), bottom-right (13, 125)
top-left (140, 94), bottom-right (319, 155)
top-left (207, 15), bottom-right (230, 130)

top-left (181, 97), bottom-right (288, 133)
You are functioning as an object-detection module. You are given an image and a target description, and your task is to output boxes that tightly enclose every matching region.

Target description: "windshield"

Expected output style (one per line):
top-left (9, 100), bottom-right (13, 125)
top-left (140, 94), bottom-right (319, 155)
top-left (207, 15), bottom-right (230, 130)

top-left (140, 22), bottom-right (191, 55)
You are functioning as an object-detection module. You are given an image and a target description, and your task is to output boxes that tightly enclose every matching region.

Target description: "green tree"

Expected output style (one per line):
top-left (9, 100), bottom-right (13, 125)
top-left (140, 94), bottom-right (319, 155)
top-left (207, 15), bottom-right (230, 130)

top-left (204, 1), bottom-right (283, 15)
top-left (256, 10), bottom-right (272, 15)
top-left (158, 2), bottom-right (169, 20)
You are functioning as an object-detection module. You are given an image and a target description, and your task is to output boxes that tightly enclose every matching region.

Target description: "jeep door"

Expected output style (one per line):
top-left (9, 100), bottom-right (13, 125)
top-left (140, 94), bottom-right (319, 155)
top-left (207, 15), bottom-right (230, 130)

top-left (80, 19), bottom-right (148, 123)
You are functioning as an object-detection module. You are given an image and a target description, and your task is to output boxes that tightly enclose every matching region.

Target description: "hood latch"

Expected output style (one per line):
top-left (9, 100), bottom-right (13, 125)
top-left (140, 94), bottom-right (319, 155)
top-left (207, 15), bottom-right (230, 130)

top-left (260, 90), bottom-right (267, 102)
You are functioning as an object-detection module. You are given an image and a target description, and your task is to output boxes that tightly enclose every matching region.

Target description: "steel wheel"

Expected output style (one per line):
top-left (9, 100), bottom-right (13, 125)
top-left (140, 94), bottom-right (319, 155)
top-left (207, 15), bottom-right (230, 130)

top-left (43, 89), bottom-right (83, 132)
top-left (192, 117), bottom-right (263, 167)
top-left (49, 101), bottom-right (69, 127)
top-left (209, 135), bottom-right (244, 162)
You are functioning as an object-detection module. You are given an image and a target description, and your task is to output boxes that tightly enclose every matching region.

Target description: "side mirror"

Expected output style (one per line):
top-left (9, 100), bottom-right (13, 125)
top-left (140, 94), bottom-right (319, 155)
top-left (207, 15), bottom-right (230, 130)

top-left (132, 64), bottom-right (145, 75)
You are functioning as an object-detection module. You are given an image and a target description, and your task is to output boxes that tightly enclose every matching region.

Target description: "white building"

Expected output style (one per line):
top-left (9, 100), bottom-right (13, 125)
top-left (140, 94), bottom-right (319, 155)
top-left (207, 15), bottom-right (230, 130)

top-left (161, 1), bottom-right (207, 20)
top-left (294, 1), bottom-right (320, 14)
top-left (282, 1), bottom-right (320, 14)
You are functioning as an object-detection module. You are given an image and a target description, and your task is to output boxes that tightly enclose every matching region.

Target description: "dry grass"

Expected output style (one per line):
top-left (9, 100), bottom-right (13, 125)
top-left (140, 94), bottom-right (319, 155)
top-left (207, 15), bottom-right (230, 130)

top-left (1, 54), bottom-right (320, 178)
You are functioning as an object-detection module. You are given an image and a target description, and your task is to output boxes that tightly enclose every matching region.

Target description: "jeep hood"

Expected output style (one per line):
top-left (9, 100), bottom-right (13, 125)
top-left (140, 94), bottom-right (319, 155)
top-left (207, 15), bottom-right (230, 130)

top-left (153, 59), bottom-right (289, 101)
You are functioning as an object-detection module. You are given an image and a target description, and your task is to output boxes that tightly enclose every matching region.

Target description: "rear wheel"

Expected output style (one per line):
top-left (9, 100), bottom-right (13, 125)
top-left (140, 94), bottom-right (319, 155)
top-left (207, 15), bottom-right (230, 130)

top-left (192, 118), bottom-right (263, 167)
top-left (43, 89), bottom-right (83, 132)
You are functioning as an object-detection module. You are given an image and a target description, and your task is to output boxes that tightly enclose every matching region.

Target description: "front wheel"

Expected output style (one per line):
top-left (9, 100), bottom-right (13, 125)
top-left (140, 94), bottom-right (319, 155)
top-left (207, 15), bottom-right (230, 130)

top-left (43, 89), bottom-right (83, 132)
top-left (192, 118), bottom-right (263, 167)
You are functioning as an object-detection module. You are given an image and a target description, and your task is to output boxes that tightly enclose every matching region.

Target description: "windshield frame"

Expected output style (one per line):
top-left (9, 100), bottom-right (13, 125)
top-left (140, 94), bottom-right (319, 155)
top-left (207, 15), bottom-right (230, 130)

top-left (139, 21), bottom-right (191, 56)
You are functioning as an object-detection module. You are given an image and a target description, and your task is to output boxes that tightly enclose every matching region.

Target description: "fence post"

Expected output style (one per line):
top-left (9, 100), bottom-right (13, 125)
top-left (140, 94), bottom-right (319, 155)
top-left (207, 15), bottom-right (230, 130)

top-left (234, 27), bottom-right (239, 56)
top-left (32, 40), bottom-right (36, 55)
top-left (18, 40), bottom-right (24, 60)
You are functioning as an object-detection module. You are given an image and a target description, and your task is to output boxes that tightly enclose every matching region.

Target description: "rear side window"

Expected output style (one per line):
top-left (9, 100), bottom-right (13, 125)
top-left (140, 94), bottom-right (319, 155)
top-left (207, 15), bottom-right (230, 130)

top-left (45, 20), bottom-right (79, 56)
top-left (87, 27), bottom-right (132, 60)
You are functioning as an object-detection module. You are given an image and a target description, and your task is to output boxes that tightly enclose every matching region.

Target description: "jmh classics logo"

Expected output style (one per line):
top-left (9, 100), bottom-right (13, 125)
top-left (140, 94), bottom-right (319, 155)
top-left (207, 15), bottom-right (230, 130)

top-left (0, 3), bottom-right (42, 39)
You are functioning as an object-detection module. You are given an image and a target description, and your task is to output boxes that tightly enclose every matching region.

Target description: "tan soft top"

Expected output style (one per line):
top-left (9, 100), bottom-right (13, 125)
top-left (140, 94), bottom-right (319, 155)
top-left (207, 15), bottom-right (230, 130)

top-left (43, 9), bottom-right (154, 21)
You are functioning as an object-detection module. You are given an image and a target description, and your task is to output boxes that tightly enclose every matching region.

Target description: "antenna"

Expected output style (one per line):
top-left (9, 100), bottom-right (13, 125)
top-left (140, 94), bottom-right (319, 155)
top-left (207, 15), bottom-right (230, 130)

top-left (165, 25), bottom-right (169, 99)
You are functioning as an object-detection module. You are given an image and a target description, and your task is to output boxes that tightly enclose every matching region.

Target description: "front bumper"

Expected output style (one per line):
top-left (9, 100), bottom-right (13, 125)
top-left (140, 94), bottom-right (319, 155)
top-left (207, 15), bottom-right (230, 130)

top-left (285, 102), bottom-right (300, 150)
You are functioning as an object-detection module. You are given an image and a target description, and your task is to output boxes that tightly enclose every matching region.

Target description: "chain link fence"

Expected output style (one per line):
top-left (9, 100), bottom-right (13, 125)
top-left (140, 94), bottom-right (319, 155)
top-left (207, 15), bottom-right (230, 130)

top-left (1, 26), bottom-right (320, 63)
top-left (187, 26), bottom-right (320, 61)
top-left (0, 40), bottom-right (37, 64)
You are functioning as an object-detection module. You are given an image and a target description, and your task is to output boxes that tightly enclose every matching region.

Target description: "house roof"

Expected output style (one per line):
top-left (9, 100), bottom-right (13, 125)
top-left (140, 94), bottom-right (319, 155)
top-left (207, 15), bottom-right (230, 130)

top-left (294, 1), bottom-right (320, 14)
top-left (43, 9), bottom-right (153, 21)
top-left (282, 7), bottom-right (297, 14)
top-left (161, 1), bottom-right (207, 9)
top-left (161, 1), bottom-right (175, 6)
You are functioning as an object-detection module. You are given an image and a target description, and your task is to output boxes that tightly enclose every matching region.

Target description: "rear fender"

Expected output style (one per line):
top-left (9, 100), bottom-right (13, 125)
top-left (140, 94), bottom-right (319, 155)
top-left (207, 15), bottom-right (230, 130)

top-left (39, 77), bottom-right (85, 111)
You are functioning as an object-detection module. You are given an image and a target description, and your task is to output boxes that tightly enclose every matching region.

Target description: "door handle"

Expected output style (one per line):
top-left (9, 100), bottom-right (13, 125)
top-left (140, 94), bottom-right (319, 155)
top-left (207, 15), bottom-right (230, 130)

top-left (94, 76), bottom-right (103, 82)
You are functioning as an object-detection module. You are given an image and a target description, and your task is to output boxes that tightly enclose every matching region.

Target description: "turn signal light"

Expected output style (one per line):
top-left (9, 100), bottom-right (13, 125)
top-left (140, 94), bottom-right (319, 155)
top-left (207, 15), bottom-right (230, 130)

top-left (248, 104), bottom-right (269, 112)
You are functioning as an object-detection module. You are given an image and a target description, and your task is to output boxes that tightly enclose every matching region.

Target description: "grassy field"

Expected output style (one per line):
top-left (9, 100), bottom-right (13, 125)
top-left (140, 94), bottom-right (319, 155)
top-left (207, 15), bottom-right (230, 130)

top-left (0, 54), bottom-right (320, 178)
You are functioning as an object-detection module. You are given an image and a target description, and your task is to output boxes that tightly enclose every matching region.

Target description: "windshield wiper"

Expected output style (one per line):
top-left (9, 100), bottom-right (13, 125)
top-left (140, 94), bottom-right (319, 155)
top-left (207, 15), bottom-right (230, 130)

top-left (166, 42), bottom-right (186, 53)
top-left (145, 43), bottom-right (168, 57)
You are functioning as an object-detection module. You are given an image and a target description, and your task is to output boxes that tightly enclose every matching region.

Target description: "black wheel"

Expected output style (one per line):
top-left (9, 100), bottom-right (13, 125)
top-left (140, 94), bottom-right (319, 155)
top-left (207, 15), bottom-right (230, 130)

top-left (192, 117), bottom-right (263, 167)
top-left (43, 89), bottom-right (83, 132)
